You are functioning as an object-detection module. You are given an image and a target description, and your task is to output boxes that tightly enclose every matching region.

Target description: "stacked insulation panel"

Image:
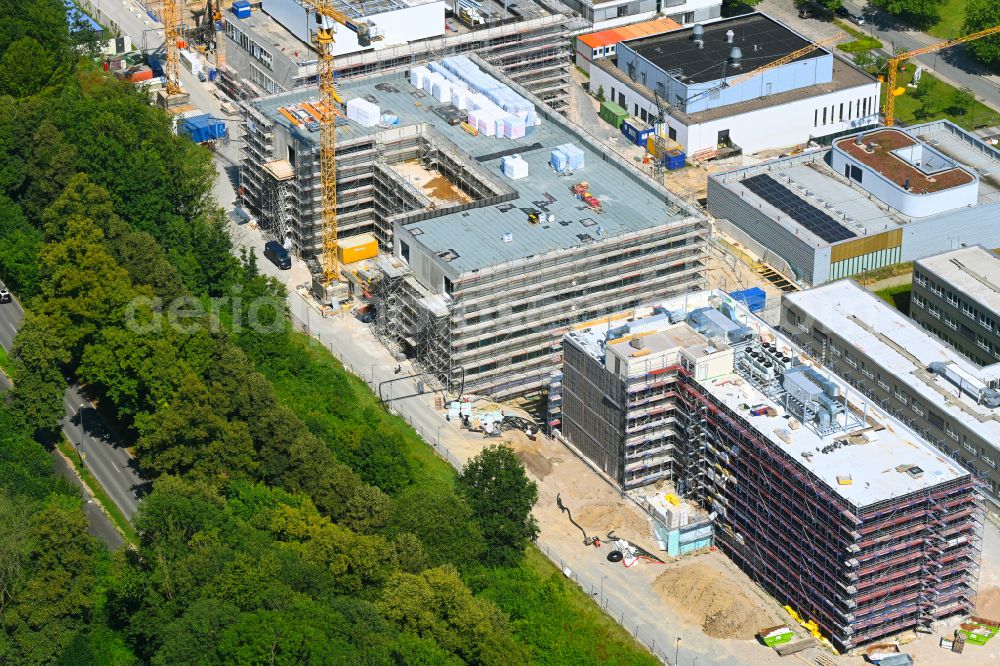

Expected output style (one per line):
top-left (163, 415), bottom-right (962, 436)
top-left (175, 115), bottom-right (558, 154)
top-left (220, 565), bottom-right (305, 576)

top-left (346, 98), bottom-right (380, 127)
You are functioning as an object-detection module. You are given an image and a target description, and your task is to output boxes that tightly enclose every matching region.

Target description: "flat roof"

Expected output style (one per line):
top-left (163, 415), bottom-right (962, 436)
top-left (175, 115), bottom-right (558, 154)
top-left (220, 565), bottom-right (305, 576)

top-left (624, 14), bottom-right (818, 85)
top-left (783, 280), bottom-right (1000, 450)
top-left (711, 121), bottom-right (1000, 249)
top-left (568, 289), bottom-right (969, 507)
top-left (917, 246), bottom-right (1000, 316)
top-left (578, 17), bottom-right (681, 49)
top-left (594, 56), bottom-right (874, 125)
top-left (250, 61), bottom-right (698, 274)
top-left (229, 6), bottom-right (313, 60)
top-left (834, 129), bottom-right (975, 194)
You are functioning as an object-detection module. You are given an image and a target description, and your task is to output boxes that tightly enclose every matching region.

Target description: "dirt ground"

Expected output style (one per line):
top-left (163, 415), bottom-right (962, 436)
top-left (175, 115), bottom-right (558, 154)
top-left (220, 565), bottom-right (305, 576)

top-left (654, 559), bottom-right (783, 640)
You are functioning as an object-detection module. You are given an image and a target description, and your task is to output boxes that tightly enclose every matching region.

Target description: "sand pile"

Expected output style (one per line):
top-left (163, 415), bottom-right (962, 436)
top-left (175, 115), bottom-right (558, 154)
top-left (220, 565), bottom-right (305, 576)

top-left (653, 562), bottom-right (776, 640)
top-left (978, 586), bottom-right (1000, 618)
top-left (577, 503), bottom-right (651, 542)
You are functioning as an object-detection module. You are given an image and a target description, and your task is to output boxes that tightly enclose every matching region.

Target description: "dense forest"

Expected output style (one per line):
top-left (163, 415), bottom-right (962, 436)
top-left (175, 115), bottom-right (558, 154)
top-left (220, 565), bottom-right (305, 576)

top-left (0, 2), bottom-right (660, 663)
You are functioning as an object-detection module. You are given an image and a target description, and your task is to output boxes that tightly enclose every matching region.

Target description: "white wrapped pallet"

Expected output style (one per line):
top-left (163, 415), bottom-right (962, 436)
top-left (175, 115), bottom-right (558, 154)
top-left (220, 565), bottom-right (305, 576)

top-left (409, 66), bottom-right (430, 90)
top-left (346, 98), bottom-right (380, 127)
top-left (502, 114), bottom-right (526, 139)
top-left (422, 71), bottom-right (442, 94)
top-left (431, 79), bottom-right (451, 103)
top-left (501, 155), bottom-right (529, 180)
top-left (451, 85), bottom-right (470, 110)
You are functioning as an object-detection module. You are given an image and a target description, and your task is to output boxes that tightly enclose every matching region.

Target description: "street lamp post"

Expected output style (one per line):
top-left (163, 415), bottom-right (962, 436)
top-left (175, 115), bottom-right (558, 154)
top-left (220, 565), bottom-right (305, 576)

top-left (77, 403), bottom-right (86, 465)
top-left (674, 637), bottom-right (681, 666)
top-left (600, 574), bottom-right (608, 606)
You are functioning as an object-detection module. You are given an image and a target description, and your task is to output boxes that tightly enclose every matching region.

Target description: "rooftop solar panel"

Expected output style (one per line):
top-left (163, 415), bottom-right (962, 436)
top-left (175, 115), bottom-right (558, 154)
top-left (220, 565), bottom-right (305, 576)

top-left (741, 174), bottom-right (856, 244)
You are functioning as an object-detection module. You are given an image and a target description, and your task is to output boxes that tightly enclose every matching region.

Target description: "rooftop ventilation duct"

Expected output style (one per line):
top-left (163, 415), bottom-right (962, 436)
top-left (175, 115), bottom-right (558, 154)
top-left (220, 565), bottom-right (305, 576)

top-left (729, 46), bottom-right (742, 68)
top-left (692, 23), bottom-right (704, 48)
top-left (630, 336), bottom-right (645, 350)
top-left (725, 29), bottom-right (735, 43)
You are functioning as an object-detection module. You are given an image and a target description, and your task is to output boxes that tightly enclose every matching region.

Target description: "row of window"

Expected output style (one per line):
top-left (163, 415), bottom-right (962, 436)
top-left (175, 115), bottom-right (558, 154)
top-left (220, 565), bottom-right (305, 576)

top-left (912, 294), bottom-right (1000, 361)
top-left (225, 20), bottom-right (274, 71)
top-left (915, 268), bottom-right (996, 333)
top-left (817, 329), bottom-right (999, 478)
top-left (814, 95), bottom-right (876, 128)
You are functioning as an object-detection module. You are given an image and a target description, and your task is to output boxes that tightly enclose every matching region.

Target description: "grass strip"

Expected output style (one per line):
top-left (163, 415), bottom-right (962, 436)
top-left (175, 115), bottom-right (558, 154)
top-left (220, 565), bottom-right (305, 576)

top-left (56, 436), bottom-right (138, 544)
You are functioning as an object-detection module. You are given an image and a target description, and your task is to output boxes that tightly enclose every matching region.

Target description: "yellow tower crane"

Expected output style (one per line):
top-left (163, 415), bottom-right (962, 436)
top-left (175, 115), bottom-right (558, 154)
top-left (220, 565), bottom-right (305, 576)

top-left (884, 25), bottom-right (1000, 127)
top-left (299, 1), bottom-right (375, 287)
top-left (160, 0), bottom-right (182, 96)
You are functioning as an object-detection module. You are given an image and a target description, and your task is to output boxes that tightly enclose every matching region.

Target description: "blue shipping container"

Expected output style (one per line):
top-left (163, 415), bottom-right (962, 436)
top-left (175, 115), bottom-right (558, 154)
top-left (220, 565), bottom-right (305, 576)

top-left (147, 55), bottom-right (164, 78)
top-left (621, 118), bottom-right (654, 147)
top-left (666, 150), bottom-right (685, 170)
top-left (232, 0), bottom-right (251, 19)
top-left (729, 287), bottom-right (766, 313)
top-left (179, 114), bottom-right (227, 144)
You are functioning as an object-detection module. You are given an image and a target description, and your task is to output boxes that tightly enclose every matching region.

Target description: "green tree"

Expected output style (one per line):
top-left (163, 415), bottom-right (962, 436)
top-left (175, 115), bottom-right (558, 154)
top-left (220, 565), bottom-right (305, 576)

top-left (0, 196), bottom-right (42, 297)
top-left (871, 0), bottom-right (944, 27)
top-left (458, 444), bottom-right (539, 567)
top-left (20, 121), bottom-right (77, 223)
top-left (963, 0), bottom-right (1000, 67)
top-left (10, 312), bottom-right (71, 434)
top-left (912, 74), bottom-right (940, 120)
top-left (0, 38), bottom-right (56, 97)
top-left (1, 494), bottom-right (95, 664)
top-left (388, 485), bottom-right (486, 568)
top-left (377, 566), bottom-right (526, 665)
top-left (950, 86), bottom-right (976, 116)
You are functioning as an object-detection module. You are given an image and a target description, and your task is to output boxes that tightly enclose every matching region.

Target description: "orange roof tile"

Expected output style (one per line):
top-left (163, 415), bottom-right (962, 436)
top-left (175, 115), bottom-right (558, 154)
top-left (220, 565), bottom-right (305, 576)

top-left (578, 18), bottom-right (681, 49)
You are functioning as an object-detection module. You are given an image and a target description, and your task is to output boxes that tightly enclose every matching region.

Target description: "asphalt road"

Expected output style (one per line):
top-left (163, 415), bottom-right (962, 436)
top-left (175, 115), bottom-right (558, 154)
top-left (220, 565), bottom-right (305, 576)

top-left (0, 297), bottom-right (128, 547)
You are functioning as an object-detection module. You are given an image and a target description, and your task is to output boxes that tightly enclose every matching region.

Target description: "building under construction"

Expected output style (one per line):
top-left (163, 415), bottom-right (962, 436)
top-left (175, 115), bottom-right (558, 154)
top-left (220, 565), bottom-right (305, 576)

top-left (561, 290), bottom-right (983, 651)
top-left (219, 0), bottom-right (583, 114)
top-left (239, 55), bottom-right (708, 403)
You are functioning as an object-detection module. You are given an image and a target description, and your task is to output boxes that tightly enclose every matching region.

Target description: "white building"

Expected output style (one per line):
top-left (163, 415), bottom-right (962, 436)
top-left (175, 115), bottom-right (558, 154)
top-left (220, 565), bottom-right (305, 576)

top-left (562, 0), bottom-right (720, 30)
top-left (589, 13), bottom-right (880, 157)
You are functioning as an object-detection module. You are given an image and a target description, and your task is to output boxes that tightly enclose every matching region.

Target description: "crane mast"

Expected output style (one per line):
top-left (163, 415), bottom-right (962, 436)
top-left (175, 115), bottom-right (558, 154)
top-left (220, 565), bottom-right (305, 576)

top-left (301, 1), bottom-right (373, 288)
top-left (161, 0), bottom-right (182, 95)
top-left (884, 25), bottom-right (1000, 126)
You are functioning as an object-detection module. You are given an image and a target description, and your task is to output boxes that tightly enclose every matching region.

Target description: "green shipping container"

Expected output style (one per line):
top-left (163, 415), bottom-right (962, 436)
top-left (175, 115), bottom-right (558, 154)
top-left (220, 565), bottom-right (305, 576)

top-left (599, 100), bottom-right (628, 129)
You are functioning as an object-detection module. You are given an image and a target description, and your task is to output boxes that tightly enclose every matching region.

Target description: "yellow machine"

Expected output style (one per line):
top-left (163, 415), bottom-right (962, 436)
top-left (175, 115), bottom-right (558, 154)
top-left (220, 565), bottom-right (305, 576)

top-left (884, 25), bottom-right (1000, 126)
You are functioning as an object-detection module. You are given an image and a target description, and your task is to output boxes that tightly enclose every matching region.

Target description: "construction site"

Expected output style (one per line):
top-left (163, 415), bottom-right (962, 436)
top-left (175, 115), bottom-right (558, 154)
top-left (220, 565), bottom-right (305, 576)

top-left (560, 289), bottom-right (984, 652)
top-left (239, 54), bottom-right (709, 409)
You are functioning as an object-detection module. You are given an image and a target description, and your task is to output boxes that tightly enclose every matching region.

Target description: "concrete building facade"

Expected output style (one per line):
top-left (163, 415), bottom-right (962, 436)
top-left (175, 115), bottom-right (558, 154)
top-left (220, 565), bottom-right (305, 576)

top-left (708, 121), bottom-right (1000, 286)
top-left (561, 289), bottom-right (984, 651)
top-left (588, 13), bottom-right (879, 157)
top-left (220, 0), bottom-right (584, 113)
top-left (911, 247), bottom-right (1000, 369)
top-left (562, 0), bottom-right (720, 30)
top-left (240, 56), bottom-right (708, 403)
top-left (782, 280), bottom-right (1000, 501)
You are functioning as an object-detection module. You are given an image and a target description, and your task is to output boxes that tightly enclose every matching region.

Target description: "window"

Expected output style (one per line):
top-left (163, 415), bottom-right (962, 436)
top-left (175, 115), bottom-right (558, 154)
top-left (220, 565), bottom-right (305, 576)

top-left (617, 5), bottom-right (628, 17)
top-left (984, 452), bottom-right (997, 469)
top-left (608, 45), bottom-right (616, 55)
top-left (287, 145), bottom-right (296, 164)
top-left (930, 282), bottom-right (943, 296)
top-left (895, 390), bottom-right (908, 405)
top-left (444, 276), bottom-right (453, 295)
top-left (980, 313), bottom-right (993, 331)
top-left (963, 302), bottom-right (975, 319)
top-left (911, 293), bottom-right (924, 308)
top-left (839, 102), bottom-right (844, 122)
top-left (849, 165), bottom-right (863, 182)
top-left (640, 71), bottom-right (646, 86)
top-left (945, 316), bottom-right (958, 331)
top-left (862, 366), bottom-right (874, 379)
top-left (848, 101), bottom-right (853, 118)
top-left (912, 403), bottom-right (925, 417)
top-left (822, 107), bottom-right (827, 125)
top-left (877, 376), bottom-right (890, 390)
top-left (965, 441), bottom-right (977, 455)
top-left (814, 109), bottom-right (818, 127)
top-left (914, 271), bottom-right (927, 287)
top-left (640, 108), bottom-right (648, 122)
top-left (978, 335), bottom-right (991, 351)
top-left (400, 240), bottom-right (410, 263)
top-left (593, 48), bottom-right (601, 58)
top-left (947, 291), bottom-right (959, 306)
top-left (683, 11), bottom-right (694, 23)
top-left (846, 357), bottom-right (858, 368)
top-left (928, 304), bottom-right (940, 319)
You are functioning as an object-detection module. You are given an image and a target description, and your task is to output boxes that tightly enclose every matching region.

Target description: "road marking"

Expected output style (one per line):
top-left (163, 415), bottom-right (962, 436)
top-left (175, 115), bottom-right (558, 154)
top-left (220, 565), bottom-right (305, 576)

top-left (7, 322), bottom-right (14, 332)
top-left (111, 462), bottom-right (120, 472)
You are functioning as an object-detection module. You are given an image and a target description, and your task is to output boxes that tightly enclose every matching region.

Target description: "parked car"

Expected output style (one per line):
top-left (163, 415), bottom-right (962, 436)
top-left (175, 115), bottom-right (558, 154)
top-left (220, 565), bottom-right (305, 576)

top-left (0, 288), bottom-right (10, 304)
top-left (849, 13), bottom-right (865, 25)
top-left (264, 240), bottom-right (292, 270)
top-left (230, 206), bottom-right (254, 226)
